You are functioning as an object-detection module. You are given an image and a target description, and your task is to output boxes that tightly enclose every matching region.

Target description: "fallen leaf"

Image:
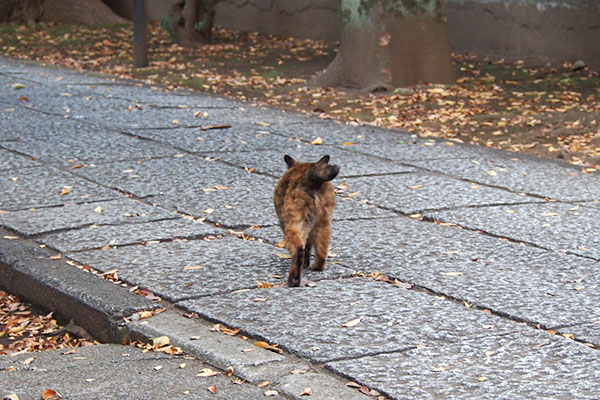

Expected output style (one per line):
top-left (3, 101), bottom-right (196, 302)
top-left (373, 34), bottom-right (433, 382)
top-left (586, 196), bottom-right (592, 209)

top-left (346, 382), bottom-right (362, 389)
top-left (23, 357), bottom-right (35, 366)
top-left (183, 265), bottom-right (206, 271)
top-left (300, 387), bottom-right (313, 396)
top-left (59, 187), bottom-right (71, 196)
top-left (93, 206), bottom-right (102, 213)
top-left (276, 253), bottom-right (291, 259)
top-left (42, 389), bottom-right (63, 400)
top-left (207, 385), bottom-right (217, 394)
top-left (311, 136), bottom-right (323, 145)
top-left (342, 317), bottom-right (361, 328)
top-left (152, 336), bottom-right (170, 348)
top-left (264, 390), bottom-right (279, 397)
top-left (198, 368), bottom-right (220, 377)
top-left (153, 365), bottom-right (163, 371)
top-left (442, 271), bottom-right (464, 277)
top-left (477, 376), bottom-right (488, 382)
top-left (257, 381), bottom-right (270, 388)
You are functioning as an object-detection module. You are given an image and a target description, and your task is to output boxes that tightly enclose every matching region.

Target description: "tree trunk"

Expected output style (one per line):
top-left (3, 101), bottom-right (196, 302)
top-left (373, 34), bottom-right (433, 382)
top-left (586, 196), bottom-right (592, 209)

top-left (169, 0), bottom-right (214, 46)
top-left (0, 0), bottom-right (44, 23)
top-left (312, 0), bottom-right (454, 89)
top-left (0, 0), bottom-right (127, 24)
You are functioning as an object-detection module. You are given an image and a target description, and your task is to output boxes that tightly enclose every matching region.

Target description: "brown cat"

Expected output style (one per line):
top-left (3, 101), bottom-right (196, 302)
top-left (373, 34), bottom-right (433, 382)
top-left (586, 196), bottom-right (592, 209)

top-left (274, 155), bottom-right (340, 287)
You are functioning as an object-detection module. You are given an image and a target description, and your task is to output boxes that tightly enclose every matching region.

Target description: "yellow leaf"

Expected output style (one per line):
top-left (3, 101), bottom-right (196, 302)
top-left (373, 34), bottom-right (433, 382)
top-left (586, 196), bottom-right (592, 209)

top-left (342, 142), bottom-right (354, 146)
top-left (409, 214), bottom-right (422, 219)
top-left (264, 390), bottom-right (279, 397)
top-left (410, 185), bottom-right (422, 189)
top-left (504, 209), bottom-right (517, 214)
top-left (477, 376), bottom-right (488, 382)
top-left (342, 317), bottom-right (361, 328)
top-left (541, 212), bottom-right (558, 217)
top-left (197, 368), bottom-right (220, 377)
top-left (93, 206), bottom-right (103, 214)
top-left (171, 119), bottom-right (180, 125)
top-left (258, 381), bottom-right (270, 388)
top-left (204, 208), bottom-right (214, 214)
top-left (311, 137), bottom-right (323, 145)
top-left (152, 336), bottom-right (170, 348)
top-left (59, 187), bottom-right (71, 196)
top-left (276, 253), bottom-right (291, 259)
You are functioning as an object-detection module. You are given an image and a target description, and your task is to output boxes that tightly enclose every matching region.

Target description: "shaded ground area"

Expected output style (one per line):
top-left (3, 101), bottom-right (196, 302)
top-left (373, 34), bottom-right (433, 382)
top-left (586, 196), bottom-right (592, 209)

top-left (0, 23), bottom-right (598, 168)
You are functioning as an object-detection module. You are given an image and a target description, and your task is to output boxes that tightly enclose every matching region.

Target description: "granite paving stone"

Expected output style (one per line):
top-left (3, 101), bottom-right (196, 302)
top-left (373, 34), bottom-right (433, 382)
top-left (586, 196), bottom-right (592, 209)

top-left (327, 329), bottom-right (600, 400)
top-left (561, 321), bottom-right (600, 347)
top-left (179, 278), bottom-right (519, 363)
top-left (129, 123), bottom-right (287, 153)
top-left (329, 218), bottom-right (600, 329)
top-left (0, 344), bottom-right (266, 400)
top-left (0, 198), bottom-right (176, 236)
top-left (0, 105), bottom-right (71, 141)
top-left (68, 236), bottom-right (351, 302)
top-left (154, 181), bottom-right (396, 229)
top-left (0, 166), bottom-right (118, 210)
top-left (72, 154), bottom-right (249, 198)
top-left (1, 125), bottom-right (177, 167)
top-left (411, 156), bottom-right (600, 201)
top-left (341, 171), bottom-right (536, 214)
top-left (40, 217), bottom-right (225, 253)
top-left (425, 201), bottom-right (600, 260)
top-left (211, 144), bottom-right (415, 179)
top-left (0, 148), bottom-right (40, 170)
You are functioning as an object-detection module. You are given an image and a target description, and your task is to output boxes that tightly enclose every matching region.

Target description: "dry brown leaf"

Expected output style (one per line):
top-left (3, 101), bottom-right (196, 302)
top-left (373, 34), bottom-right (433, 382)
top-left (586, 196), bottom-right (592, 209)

top-left (207, 384), bottom-right (218, 394)
top-left (300, 387), bottom-right (313, 396)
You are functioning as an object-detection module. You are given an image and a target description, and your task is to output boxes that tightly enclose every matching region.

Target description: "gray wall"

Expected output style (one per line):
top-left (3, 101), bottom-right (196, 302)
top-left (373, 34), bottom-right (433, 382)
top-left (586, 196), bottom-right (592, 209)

top-left (105, 0), bottom-right (600, 69)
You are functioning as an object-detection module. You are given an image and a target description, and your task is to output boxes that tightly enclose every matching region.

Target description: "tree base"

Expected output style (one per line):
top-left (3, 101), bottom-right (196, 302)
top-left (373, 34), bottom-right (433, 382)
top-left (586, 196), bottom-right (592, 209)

top-left (312, 15), bottom-right (454, 89)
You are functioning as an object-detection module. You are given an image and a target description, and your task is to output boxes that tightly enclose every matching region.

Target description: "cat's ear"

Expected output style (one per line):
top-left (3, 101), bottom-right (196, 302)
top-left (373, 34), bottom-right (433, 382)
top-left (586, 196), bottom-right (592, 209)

top-left (317, 155), bottom-right (330, 164)
top-left (284, 154), bottom-right (296, 168)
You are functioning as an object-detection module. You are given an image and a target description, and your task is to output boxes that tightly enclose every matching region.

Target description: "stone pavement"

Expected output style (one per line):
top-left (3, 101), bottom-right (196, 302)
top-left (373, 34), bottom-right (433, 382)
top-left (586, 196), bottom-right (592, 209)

top-left (0, 55), bottom-right (599, 399)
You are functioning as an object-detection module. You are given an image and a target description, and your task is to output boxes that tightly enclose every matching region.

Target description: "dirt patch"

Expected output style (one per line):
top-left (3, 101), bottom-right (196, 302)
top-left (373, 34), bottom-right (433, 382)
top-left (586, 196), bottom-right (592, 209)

top-left (0, 23), bottom-right (598, 169)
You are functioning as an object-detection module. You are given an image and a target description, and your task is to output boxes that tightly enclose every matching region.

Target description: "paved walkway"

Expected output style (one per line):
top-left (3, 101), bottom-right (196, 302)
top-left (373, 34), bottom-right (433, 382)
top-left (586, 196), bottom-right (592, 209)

top-left (1, 55), bottom-right (600, 399)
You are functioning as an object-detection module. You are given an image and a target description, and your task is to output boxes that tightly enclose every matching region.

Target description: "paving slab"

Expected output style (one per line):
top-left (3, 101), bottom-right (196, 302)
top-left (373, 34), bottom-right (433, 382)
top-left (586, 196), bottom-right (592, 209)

top-left (327, 329), bottom-right (600, 400)
top-left (562, 321), bottom-right (600, 347)
top-left (179, 278), bottom-right (519, 364)
top-left (72, 154), bottom-right (249, 198)
top-left (153, 176), bottom-right (395, 229)
top-left (130, 308), bottom-right (371, 400)
top-left (0, 198), bottom-right (176, 236)
top-left (0, 166), bottom-right (118, 210)
top-left (0, 148), bottom-right (41, 170)
top-left (211, 144), bottom-right (415, 179)
top-left (341, 171), bottom-right (536, 214)
top-left (1, 122), bottom-right (177, 167)
top-left (425, 201), bottom-right (600, 260)
top-left (412, 156), bottom-right (600, 201)
top-left (130, 123), bottom-right (287, 153)
top-left (327, 218), bottom-right (600, 330)
top-left (40, 217), bottom-right (224, 253)
top-left (68, 236), bottom-right (352, 302)
top-left (0, 344), bottom-right (265, 400)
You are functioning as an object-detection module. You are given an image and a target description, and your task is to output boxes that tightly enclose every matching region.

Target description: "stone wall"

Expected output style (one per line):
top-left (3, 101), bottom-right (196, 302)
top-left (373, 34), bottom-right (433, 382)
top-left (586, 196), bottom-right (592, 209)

top-left (446, 0), bottom-right (600, 69)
